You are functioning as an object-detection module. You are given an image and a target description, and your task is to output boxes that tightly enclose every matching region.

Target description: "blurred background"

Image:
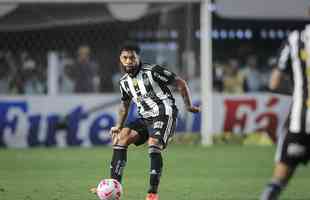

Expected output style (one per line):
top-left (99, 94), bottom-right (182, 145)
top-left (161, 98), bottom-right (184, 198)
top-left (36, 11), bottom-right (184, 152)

top-left (0, 0), bottom-right (309, 148)
top-left (3, 2), bottom-right (310, 200)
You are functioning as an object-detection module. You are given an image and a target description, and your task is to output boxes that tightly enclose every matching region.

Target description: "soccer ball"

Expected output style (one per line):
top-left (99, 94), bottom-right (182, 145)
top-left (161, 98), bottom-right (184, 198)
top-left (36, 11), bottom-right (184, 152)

top-left (96, 179), bottom-right (123, 200)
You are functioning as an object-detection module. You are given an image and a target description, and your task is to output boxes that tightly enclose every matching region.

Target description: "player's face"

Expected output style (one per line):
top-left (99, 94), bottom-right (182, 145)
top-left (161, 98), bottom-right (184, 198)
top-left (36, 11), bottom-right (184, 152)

top-left (120, 50), bottom-right (140, 75)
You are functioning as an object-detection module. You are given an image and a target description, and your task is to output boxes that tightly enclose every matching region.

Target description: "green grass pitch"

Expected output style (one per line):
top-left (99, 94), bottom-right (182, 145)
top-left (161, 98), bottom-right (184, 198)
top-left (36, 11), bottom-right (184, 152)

top-left (1, 144), bottom-right (310, 200)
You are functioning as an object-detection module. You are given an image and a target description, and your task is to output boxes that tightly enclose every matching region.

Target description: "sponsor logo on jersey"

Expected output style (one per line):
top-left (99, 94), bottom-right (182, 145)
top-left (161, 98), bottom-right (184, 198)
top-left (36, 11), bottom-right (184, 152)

top-left (133, 78), bottom-right (139, 87)
top-left (136, 92), bottom-right (156, 102)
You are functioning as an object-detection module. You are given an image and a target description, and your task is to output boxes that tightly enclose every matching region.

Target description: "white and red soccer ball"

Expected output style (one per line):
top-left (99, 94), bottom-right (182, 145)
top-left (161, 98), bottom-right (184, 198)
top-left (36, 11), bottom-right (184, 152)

top-left (96, 179), bottom-right (123, 200)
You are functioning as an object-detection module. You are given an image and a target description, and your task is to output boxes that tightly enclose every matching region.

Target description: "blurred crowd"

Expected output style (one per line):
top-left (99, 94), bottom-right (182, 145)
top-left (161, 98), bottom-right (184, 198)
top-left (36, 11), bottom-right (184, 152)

top-left (59, 45), bottom-right (100, 94)
top-left (212, 55), bottom-right (292, 94)
top-left (0, 46), bottom-right (292, 95)
top-left (0, 45), bottom-right (108, 95)
top-left (0, 50), bottom-right (46, 95)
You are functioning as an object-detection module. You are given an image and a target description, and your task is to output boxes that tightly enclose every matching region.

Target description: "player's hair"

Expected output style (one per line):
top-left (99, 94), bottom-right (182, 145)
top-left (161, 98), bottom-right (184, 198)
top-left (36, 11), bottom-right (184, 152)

top-left (119, 42), bottom-right (141, 55)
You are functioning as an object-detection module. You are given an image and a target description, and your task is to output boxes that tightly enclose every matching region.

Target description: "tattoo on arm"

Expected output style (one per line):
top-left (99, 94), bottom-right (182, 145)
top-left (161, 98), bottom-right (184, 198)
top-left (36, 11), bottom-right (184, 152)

top-left (116, 100), bottom-right (130, 128)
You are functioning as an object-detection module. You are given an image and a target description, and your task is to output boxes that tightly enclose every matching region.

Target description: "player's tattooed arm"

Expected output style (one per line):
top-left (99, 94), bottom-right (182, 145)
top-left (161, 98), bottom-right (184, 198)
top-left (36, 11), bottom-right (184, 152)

top-left (110, 99), bottom-right (131, 143)
top-left (116, 99), bottom-right (131, 129)
top-left (173, 76), bottom-right (200, 113)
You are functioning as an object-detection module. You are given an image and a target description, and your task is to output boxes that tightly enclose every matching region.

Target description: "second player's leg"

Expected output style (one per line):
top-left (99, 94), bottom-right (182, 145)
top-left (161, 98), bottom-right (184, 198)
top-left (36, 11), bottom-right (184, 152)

top-left (260, 131), bottom-right (306, 200)
top-left (260, 162), bottom-right (297, 200)
top-left (273, 162), bottom-right (296, 182)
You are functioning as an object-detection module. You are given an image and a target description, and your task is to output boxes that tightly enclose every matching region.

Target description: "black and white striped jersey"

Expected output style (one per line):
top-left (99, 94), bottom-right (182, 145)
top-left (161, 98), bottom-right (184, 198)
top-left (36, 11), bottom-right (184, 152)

top-left (119, 63), bottom-right (177, 119)
top-left (277, 29), bottom-right (310, 134)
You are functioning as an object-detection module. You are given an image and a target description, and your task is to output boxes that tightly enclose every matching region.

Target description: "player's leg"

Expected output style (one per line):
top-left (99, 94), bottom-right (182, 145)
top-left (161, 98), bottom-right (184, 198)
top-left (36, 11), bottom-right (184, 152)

top-left (110, 118), bottom-right (149, 183)
top-left (260, 132), bottom-right (309, 200)
top-left (260, 162), bottom-right (296, 200)
top-left (147, 137), bottom-right (163, 195)
top-left (90, 127), bottom-right (140, 194)
top-left (110, 127), bottom-right (140, 182)
top-left (90, 119), bottom-right (148, 194)
top-left (146, 109), bottom-right (178, 200)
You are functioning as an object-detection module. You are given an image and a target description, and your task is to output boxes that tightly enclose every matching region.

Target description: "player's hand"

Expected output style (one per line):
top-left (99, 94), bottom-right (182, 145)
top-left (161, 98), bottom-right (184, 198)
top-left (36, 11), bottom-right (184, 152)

top-left (110, 126), bottom-right (121, 135)
top-left (187, 106), bottom-right (200, 113)
top-left (110, 126), bottom-right (122, 145)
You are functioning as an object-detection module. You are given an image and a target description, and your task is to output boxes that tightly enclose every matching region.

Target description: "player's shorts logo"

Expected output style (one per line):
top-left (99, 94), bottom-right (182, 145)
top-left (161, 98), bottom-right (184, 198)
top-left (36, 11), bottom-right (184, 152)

top-left (154, 131), bottom-right (161, 136)
top-left (154, 121), bottom-right (164, 129)
top-left (287, 143), bottom-right (306, 157)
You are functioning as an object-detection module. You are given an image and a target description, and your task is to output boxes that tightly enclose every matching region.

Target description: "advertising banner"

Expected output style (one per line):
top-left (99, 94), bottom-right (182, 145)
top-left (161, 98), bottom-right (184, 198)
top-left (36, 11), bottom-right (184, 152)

top-left (212, 93), bottom-right (291, 143)
top-left (0, 94), bottom-right (200, 148)
top-left (0, 93), bottom-right (290, 148)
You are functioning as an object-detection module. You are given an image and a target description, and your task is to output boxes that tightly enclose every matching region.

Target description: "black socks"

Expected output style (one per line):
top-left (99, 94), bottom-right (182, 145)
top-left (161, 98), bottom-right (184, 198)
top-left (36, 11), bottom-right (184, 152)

top-left (110, 144), bottom-right (163, 194)
top-left (148, 148), bottom-right (163, 194)
top-left (260, 179), bottom-right (286, 200)
top-left (110, 145), bottom-right (127, 183)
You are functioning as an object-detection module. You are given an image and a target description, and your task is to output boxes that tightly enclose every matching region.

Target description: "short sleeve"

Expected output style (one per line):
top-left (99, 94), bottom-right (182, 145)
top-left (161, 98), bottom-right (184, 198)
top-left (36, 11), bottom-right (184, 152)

top-left (277, 40), bottom-right (291, 71)
top-left (151, 65), bottom-right (176, 85)
top-left (120, 85), bottom-right (130, 101)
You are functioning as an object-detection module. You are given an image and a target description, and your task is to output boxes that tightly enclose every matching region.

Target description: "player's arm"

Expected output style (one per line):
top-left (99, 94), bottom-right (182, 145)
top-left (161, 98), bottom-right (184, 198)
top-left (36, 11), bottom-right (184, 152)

top-left (110, 83), bottom-right (131, 137)
top-left (269, 40), bottom-right (290, 91)
top-left (115, 99), bottom-right (131, 129)
top-left (269, 68), bottom-right (283, 90)
top-left (110, 99), bottom-right (131, 144)
top-left (151, 65), bottom-right (199, 113)
top-left (173, 76), bottom-right (200, 113)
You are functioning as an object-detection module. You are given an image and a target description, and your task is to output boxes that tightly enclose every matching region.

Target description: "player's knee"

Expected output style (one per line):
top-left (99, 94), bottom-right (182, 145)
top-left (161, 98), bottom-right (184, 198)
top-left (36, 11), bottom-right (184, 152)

top-left (114, 128), bottom-right (130, 145)
top-left (148, 137), bottom-right (162, 152)
top-left (148, 137), bottom-right (161, 146)
top-left (117, 128), bottom-right (137, 146)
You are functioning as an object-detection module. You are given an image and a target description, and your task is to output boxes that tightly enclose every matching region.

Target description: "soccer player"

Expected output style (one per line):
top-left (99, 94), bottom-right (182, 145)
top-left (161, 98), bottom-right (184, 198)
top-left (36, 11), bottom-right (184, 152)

top-left (92, 43), bottom-right (200, 200)
top-left (260, 24), bottom-right (310, 200)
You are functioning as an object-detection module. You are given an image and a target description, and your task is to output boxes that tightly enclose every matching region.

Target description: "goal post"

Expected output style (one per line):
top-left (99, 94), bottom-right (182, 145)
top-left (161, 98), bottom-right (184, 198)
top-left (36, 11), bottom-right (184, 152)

top-left (200, 0), bottom-right (213, 145)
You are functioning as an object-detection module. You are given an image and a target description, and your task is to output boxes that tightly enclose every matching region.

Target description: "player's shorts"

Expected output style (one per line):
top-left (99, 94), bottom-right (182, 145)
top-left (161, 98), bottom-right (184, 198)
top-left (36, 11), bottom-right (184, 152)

top-left (275, 130), bottom-right (310, 166)
top-left (125, 106), bottom-right (178, 148)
